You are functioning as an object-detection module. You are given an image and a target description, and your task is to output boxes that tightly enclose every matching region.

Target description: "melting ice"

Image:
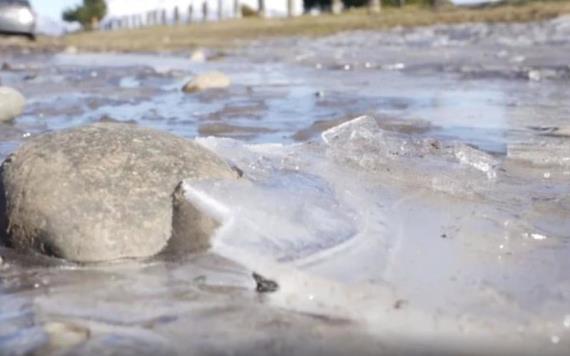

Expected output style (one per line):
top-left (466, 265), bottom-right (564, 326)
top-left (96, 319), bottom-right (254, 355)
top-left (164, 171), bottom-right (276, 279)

top-left (177, 116), bottom-right (570, 355)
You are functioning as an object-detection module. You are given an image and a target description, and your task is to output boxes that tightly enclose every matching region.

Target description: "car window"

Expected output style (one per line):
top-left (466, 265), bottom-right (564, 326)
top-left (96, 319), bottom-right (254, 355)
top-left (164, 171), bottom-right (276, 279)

top-left (0, 0), bottom-right (31, 5)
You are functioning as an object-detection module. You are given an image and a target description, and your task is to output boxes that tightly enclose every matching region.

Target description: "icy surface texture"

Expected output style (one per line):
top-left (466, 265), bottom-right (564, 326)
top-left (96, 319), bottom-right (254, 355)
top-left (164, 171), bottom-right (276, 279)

top-left (321, 116), bottom-right (499, 195)
top-left (508, 135), bottom-right (570, 167)
top-left (185, 121), bottom-right (570, 355)
top-left (181, 173), bottom-right (357, 263)
top-left (2, 20), bottom-right (570, 353)
top-left (0, 116), bottom-right (568, 354)
top-left (243, 16), bottom-right (570, 81)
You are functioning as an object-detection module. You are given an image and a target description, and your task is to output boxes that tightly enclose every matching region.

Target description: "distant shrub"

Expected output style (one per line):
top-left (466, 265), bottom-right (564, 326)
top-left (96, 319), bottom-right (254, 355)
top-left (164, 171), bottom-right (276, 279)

top-left (62, 0), bottom-right (107, 30)
top-left (241, 4), bottom-right (259, 17)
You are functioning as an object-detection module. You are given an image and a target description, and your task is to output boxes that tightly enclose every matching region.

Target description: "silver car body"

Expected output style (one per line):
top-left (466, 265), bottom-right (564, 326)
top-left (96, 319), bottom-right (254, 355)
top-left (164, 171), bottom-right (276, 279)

top-left (0, 0), bottom-right (36, 38)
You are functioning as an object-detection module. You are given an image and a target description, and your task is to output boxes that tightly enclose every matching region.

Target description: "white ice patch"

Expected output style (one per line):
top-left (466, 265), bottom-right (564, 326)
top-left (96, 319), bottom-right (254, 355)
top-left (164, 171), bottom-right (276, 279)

top-left (182, 172), bottom-right (357, 263)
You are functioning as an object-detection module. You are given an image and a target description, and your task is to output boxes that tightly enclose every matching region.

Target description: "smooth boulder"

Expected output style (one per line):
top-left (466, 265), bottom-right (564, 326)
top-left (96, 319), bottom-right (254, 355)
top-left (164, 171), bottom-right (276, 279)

top-left (182, 71), bottom-right (231, 93)
top-left (0, 123), bottom-right (237, 262)
top-left (0, 87), bottom-right (25, 123)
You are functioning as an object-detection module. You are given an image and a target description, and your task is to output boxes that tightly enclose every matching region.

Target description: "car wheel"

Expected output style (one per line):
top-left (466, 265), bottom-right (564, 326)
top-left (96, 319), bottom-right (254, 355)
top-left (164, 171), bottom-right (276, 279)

top-left (26, 33), bottom-right (36, 42)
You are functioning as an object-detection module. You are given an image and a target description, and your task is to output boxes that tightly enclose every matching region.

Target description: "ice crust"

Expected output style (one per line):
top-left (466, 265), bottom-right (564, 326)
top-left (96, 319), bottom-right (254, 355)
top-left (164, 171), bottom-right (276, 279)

top-left (183, 117), bottom-right (570, 355)
top-left (243, 16), bottom-right (570, 81)
top-left (321, 116), bottom-right (499, 194)
top-left (0, 115), bottom-right (565, 355)
top-left (182, 173), bottom-right (357, 263)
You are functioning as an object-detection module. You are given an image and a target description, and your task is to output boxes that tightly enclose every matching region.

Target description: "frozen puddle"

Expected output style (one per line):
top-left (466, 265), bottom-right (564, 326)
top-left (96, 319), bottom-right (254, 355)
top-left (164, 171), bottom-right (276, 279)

top-left (157, 116), bottom-right (570, 355)
top-left (2, 18), bottom-right (570, 352)
top-left (0, 117), bottom-right (569, 355)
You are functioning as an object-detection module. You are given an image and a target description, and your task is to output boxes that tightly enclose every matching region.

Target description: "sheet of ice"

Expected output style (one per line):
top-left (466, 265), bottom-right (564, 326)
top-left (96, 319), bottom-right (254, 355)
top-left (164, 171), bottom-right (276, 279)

top-left (187, 117), bottom-right (570, 354)
top-left (321, 116), bottom-right (499, 195)
top-left (0, 114), bottom-right (568, 354)
top-left (182, 173), bottom-right (358, 263)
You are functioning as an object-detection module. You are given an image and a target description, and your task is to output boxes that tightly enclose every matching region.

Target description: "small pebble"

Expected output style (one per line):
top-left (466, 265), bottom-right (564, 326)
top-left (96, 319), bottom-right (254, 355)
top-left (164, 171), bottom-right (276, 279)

top-left (43, 321), bottom-right (90, 349)
top-left (63, 46), bottom-right (78, 54)
top-left (252, 272), bottom-right (279, 293)
top-left (528, 70), bottom-right (541, 81)
top-left (394, 299), bottom-right (408, 309)
top-left (190, 49), bottom-right (206, 63)
top-left (182, 71), bottom-right (231, 93)
top-left (0, 86), bottom-right (26, 122)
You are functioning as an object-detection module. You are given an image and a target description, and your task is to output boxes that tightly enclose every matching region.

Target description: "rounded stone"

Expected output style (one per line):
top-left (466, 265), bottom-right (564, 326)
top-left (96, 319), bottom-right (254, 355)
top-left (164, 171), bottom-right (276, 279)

top-left (0, 123), bottom-right (237, 262)
top-left (190, 49), bottom-right (207, 63)
top-left (182, 71), bottom-right (231, 93)
top-left (0, 87), bottom-right (26, 123)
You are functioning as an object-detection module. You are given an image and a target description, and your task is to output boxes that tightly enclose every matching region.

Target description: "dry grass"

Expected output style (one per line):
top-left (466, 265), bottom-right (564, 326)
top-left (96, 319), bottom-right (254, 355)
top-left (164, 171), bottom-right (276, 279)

top-left (46, 2), bottom-right (570, 52)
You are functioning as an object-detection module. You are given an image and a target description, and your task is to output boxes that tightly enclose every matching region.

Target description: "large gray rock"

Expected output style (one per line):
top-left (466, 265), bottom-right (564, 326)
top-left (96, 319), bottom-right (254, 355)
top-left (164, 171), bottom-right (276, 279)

top-left (0, 123), bottom-right (237, 262)
top-left (163, 182), bottom-right (221, 257)
top-left (0, 87), bottom-right (25, 122)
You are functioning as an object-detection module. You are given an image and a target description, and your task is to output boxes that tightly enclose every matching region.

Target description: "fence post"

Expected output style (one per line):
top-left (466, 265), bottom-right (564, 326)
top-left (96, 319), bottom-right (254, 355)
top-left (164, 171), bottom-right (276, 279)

top-left (161, 9), bottom-right (167, 25)
top-left (188, 5), bottom-right (193, 23)
top-left (368, 0), bottom-right (381, 13)
top-left (332, 0), bottom-right (343, 14)
top-left (287, 0), bottom-right (293, 17)
top-left (234, 0), bottom-right (240, 17)
top-left (258, 0), bottom-right (265, 17)
top-left (202, 1), bottom-right (209, 22)
top-left (218, 0), bottom-right (223, 20)
top-left (174, 6), bottom-right (180, 24)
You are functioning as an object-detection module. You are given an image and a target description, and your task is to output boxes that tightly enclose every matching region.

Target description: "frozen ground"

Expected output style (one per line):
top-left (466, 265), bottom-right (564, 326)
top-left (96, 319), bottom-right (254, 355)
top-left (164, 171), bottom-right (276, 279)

top-left (0, 16), bottom-right (569, 355)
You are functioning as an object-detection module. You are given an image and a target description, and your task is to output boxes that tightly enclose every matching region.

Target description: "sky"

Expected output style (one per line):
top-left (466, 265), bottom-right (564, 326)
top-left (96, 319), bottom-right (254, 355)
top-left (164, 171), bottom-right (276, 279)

top-left (30, 0), bottom-right (80, 20)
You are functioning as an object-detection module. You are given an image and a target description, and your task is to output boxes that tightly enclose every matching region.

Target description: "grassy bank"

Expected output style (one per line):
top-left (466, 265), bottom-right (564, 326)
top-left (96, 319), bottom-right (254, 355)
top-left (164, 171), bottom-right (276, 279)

top-left (49, 1), bottom-right (570, 52)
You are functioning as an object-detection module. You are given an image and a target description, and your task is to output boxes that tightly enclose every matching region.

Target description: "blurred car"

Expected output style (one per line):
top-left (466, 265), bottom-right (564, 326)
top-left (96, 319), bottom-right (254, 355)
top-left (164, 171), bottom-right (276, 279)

top-left (0, 0), bottom-right (36, 40)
